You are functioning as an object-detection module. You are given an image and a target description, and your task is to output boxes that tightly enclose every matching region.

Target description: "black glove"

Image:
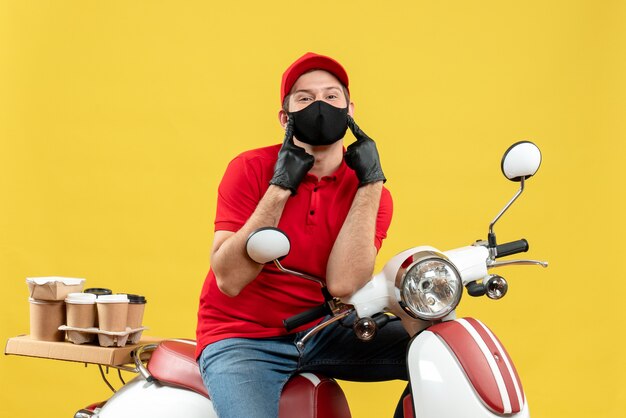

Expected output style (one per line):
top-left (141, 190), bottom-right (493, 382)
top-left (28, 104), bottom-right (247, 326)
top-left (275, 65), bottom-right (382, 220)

top-left (269, 115), bottom-right (315, 194)
top-left (345, 116), bottom-right (386, 186)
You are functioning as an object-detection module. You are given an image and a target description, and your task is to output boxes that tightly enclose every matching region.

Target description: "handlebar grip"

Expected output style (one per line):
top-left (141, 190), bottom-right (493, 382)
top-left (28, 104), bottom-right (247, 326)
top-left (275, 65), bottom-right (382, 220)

top-left (496, 239), bottom-right (529, 258)
top-left (283, 303), bottom-right (330, 332)
top-left (466, 281), bottom-right (486, 297)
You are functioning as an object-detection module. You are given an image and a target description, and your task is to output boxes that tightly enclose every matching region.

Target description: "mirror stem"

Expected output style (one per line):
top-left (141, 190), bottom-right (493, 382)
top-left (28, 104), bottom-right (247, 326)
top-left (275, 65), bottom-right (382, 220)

top-left (489, 177), bottom-right (525, 235)
top-left (273, 260), bottom-right (324, 287)
top-left (488, 177), bottom-right (525, 256)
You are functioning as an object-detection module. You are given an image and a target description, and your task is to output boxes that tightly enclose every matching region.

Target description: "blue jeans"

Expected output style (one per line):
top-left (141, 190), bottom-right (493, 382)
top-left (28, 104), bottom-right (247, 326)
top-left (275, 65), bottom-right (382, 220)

top-left (198, 313), bottom-right (410, 418)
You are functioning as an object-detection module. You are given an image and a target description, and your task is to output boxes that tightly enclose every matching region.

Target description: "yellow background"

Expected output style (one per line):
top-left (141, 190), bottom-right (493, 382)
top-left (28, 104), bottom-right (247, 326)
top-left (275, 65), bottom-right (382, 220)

top-left (1, 1), bottom-right (625, 417)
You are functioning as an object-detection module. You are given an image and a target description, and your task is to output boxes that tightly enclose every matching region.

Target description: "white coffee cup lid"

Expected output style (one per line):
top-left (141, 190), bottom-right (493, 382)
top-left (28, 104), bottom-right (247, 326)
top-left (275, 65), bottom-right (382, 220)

top-left (65, 292), bottom-right (97, 304)
top-left (96, 294), bottom-right (129, 304)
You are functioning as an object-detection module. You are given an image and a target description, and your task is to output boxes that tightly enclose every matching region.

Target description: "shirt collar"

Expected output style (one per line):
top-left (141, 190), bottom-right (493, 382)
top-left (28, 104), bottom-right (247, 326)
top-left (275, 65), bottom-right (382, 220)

top-left (303, 157), bottom-right (347, 184)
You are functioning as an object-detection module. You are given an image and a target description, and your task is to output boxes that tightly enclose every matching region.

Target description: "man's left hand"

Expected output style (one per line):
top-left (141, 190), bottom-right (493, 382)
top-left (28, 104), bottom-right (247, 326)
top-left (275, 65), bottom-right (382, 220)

top-left (344, 116), bottom-right (386, 186)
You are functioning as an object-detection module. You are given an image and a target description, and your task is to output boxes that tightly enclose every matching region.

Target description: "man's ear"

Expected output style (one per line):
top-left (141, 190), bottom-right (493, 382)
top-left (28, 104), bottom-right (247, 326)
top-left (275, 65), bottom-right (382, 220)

top-left (278, 109), bottom-right (288, 129)
top-left (348, 101), bottom-right (355, 118)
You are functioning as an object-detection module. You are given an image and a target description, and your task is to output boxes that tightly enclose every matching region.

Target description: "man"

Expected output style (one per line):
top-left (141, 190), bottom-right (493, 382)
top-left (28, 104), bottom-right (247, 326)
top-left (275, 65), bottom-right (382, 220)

top-left (196, 52), bottom-right (409, 418)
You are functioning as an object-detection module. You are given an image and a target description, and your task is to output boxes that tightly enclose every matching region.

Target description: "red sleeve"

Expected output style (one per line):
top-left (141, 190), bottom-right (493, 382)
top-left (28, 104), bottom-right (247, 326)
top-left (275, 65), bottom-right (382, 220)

top-left (374, 186), bottom-right (393, 251)
top-left (214, 155), bottom-right (264, 232)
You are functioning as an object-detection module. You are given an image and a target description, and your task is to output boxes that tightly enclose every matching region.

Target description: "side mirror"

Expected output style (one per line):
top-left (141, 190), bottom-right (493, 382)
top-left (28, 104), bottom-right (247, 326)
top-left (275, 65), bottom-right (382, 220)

top-left (488, 141), bottom-right (542, 254)
top-left (501, 141), bottom-right (542, 182)
top-left (245, 227), bottom-right (290, 264)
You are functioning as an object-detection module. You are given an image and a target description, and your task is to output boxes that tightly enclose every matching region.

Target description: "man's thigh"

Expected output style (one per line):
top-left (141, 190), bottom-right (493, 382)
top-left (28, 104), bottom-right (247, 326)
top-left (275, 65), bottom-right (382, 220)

top-left (298, 314), bottom-right (410, 382)
top-left (199, 337), bottom-right (299, 418)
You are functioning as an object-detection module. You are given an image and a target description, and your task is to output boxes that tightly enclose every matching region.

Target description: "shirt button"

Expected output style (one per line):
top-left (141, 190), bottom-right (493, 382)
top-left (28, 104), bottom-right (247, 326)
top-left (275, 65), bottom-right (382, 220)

top-left (310, 210), bottom-right (315, 215)
top-left (313, 187), bottom-right (318, 192)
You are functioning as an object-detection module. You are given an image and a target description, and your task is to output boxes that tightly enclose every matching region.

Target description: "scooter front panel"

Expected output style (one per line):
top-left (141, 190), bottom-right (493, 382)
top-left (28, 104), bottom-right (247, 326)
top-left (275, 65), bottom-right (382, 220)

top-left (429, 318), bottom-right (524, 414)
top-left (407, 326), bottom-right (529, 418)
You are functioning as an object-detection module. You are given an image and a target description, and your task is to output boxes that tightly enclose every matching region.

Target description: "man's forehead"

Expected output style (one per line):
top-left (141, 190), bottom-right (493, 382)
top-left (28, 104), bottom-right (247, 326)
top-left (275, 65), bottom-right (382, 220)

top-left (291, 70), bottom-right (344, 92)
top-left (292, 85), bottom-right (344, 95)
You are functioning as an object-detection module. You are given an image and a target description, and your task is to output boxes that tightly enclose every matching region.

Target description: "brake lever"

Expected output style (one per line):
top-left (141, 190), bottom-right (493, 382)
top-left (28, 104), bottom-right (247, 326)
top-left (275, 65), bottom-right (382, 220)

top-left (273, 260), bottom-right (324, 286)
top-left (270, 259), bottom-right (356, 349)
top-left (488, 259), bottom-right (549, 268)
top-left (295, 307), bottom-right (353, 350)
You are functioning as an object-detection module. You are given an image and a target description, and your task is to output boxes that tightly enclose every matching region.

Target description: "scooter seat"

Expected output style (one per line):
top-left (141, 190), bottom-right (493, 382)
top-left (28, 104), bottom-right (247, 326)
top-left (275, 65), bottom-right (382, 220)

top-left (147, 340), bottom-right (208, 396)
top-left (279, 373), bottom-right (352, 418)
top-left (147, 340), bottom-right (351, 418)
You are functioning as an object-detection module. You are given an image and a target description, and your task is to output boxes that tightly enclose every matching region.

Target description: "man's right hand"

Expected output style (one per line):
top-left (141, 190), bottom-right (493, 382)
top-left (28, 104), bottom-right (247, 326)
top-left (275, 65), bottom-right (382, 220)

top-left (269, 115), bottom-right (314, 194)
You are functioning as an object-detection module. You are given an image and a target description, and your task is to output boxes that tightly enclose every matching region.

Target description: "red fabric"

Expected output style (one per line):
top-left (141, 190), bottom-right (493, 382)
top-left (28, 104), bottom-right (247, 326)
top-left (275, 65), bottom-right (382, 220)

top-left (196, 144), bottom-right (392, 358)
top-left (281, 52), bottom-right (350, 103)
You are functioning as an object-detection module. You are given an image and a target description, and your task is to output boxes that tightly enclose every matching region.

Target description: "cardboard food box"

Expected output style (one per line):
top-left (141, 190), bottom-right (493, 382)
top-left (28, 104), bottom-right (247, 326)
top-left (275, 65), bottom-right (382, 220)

top-left (26, 277), bottom-right (85, 301)
top-left (5, 335), bottom-right (163, 366)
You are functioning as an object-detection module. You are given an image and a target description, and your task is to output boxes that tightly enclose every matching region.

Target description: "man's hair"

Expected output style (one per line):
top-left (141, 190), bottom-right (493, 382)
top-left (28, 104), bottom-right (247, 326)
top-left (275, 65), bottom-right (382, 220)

top-left (281, 70), bottom-right (350, 113)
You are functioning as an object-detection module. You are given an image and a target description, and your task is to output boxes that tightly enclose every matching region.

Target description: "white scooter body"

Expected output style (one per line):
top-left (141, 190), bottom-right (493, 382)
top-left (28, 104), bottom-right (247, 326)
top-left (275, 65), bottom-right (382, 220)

top-left (407, 322), bottom-right (529, 418)
top-left (346, 243), bottom-right (531, 418)
top-left (95, 375), bottom-right (216, 418)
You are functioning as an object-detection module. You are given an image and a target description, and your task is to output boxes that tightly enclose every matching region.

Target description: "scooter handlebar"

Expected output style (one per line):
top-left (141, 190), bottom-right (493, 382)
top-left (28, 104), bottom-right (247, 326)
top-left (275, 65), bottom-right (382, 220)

top-left (283, 303), bottom-right (331, 332)
top-left (495, 239), bottom-right (529, 258)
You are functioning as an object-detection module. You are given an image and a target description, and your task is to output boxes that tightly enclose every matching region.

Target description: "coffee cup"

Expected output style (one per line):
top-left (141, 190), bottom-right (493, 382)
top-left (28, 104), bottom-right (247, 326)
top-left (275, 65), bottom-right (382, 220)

top-left (84, 288), bottom-right (112, 326)
top-left (65, 292), bottom-right (97, 329)
top-left (96, 294), bottom-right (129, 332)
top-left (29, 298), bottom-right (66, 341)
top-left (126, 294), bottom-right (147, 329)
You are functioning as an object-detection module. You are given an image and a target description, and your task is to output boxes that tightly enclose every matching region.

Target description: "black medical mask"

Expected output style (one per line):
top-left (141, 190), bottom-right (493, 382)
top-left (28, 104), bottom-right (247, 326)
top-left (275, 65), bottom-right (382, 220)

top-left (290, 101), bottom-right (349, 146)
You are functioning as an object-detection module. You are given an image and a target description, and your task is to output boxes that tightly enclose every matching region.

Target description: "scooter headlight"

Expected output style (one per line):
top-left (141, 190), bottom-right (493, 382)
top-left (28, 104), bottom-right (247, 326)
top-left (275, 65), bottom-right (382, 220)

top-left (397, 252), bottom-right (462, 320)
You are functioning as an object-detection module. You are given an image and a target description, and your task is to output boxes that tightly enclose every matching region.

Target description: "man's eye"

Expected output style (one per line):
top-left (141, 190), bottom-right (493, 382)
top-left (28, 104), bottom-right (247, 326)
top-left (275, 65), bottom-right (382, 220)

top-left (298, 97), bottom-right (313, 102)
top-left (326, 95), bottom-right (338, 100)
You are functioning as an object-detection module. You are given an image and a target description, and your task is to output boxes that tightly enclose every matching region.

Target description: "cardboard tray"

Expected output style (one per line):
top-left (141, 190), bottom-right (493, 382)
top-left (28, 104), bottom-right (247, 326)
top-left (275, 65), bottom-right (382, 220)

top-left (4, 335), bottom-right (163, 366)
top-left (59, 325), bottom-right (148, 347)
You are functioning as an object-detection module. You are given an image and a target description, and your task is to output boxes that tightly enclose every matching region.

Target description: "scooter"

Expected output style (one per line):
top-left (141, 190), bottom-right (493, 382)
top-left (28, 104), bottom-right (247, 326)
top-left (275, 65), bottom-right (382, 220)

top-left (75, 141), bottom-right (547, 418)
